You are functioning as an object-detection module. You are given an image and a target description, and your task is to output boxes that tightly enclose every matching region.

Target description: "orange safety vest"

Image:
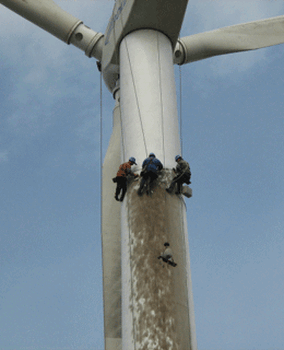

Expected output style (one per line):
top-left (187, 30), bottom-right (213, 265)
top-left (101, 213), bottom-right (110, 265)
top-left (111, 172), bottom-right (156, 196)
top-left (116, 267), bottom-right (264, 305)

top-left (117, 162), bottom-right (131, 177)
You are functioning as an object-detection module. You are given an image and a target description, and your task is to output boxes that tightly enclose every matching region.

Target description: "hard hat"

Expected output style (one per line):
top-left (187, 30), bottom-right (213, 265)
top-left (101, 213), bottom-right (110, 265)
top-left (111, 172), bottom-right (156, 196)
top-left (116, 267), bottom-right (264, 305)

top-left (175, 155), bottom-right (182, 162)
top-left (129, 157), bottom-right (137, 165)
top-left (164, 242), bottom-right (170, 246)
top-left (149, 153), bottom-right (155, 157)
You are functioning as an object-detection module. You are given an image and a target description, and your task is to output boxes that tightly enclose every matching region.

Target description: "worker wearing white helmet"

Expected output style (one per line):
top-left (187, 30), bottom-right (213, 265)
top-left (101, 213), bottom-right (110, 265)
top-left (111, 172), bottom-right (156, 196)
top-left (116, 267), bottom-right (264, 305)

top-left (158, 242), bottom-right (177, 267)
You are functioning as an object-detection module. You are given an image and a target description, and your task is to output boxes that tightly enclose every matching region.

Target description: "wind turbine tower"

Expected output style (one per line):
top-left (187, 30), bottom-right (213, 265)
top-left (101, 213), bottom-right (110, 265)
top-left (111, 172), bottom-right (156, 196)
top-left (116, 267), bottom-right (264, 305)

top-left (1, 0), bottom-right (284, 349)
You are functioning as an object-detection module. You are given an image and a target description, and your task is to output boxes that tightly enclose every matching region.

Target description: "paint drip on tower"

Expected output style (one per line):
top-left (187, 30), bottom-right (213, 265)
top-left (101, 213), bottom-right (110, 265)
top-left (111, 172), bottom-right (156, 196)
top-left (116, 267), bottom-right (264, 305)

top-left (122, 170), bottom-right (196, 350)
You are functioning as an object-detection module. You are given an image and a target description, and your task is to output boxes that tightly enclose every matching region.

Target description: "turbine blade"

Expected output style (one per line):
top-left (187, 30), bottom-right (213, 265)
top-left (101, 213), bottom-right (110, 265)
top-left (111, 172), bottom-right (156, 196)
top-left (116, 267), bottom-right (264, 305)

top-left (174, 15), bottom-right (284, 65)
top-left (102, 95), bottom-right (123, 350)
top-left (1, 0), bottom-right (81, 43)
top-left (1, 0), bottom-right (104, 60)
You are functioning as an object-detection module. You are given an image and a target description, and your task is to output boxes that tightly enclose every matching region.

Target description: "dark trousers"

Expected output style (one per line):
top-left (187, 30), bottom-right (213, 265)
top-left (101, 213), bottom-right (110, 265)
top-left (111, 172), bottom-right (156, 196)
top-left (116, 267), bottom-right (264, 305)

top-left (138, 171), bottom-right (158, 194)
top-left (115, 177), bottom-right (127, 201)
top-left (168, 173), bottom-right (191, 194)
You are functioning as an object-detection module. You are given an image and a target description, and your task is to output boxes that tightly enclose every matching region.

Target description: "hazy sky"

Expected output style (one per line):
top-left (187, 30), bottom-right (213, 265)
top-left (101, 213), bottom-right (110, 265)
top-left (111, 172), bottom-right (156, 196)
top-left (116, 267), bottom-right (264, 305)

top-left (0, 1), bottom-right (284, 350)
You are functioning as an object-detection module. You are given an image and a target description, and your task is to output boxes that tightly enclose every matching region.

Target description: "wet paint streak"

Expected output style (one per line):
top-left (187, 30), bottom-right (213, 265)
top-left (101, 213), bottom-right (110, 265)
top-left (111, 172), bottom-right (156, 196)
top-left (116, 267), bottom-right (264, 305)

top-left (125, 169), bottom-right (192, 350)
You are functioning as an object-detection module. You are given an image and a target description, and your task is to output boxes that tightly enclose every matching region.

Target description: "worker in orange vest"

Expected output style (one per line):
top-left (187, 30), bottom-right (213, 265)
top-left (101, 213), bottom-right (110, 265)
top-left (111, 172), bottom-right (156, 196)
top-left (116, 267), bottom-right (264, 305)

top-left (113, 157), bottom-right (138, 201)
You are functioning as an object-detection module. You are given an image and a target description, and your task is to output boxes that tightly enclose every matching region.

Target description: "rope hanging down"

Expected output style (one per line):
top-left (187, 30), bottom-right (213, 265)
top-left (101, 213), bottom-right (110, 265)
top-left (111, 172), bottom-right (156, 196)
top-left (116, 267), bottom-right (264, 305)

top-left (124, 36), bottom-right (148, 158)
top-left (179, 65), bottom-right (183, 155)
top-left (157, 31), bottom-right (166, 166)
top-left (99, 63), bottom-right (103, 236)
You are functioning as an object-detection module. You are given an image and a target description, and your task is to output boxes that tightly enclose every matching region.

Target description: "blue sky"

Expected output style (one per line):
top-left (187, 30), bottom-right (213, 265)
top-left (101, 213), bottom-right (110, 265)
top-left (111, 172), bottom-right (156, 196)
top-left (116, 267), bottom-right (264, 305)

top-left (0, 1), bottom-right (284, 349)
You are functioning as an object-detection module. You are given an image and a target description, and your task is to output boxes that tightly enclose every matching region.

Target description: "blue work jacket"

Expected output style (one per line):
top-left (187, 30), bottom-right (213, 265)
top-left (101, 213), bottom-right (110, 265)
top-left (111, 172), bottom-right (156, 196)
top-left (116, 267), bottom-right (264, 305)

top-left (142, 157), bottom-right (163, 174)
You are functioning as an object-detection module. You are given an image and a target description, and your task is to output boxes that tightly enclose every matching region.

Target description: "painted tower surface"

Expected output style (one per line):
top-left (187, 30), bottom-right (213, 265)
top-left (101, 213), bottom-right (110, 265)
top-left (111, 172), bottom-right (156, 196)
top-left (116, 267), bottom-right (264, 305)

top-left (101, 2), bottom-right (196, 349)
top-left (102, 29), bottom-right (197, 350)
top-left (119, 30), bottom-right (196, 350)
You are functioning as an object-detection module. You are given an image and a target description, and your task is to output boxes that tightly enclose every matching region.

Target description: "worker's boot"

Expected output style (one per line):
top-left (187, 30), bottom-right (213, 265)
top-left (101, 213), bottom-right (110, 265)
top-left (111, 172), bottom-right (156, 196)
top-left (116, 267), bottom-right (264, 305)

top-left (115, 189), bottom-right (120, 201)
top-left (120, 188), bottom-right (126, 202)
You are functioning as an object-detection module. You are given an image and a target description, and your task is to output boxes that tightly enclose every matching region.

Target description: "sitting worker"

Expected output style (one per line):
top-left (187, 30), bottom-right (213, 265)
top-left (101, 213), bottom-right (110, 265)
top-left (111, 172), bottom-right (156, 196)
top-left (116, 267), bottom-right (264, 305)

top-left (166, 155), bottom-right (191, 195)
top-left (137, 153), bottom-right (163, 196)
top-left (113, 157), bottom-right (138, 202)
top-left (158, 242), bottom-right (177, 266)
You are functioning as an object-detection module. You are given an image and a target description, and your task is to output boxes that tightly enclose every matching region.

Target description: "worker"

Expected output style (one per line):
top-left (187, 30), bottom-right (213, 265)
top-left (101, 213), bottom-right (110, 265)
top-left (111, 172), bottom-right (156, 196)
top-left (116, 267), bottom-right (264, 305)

top-left (137, 153), bottom-right (163, 196)
top-left (158, 242), bottom-right (177, 266)
top-left (113, 157), bottom-right (138, 201)
top-left (166, 155), bottom-right (191, 195)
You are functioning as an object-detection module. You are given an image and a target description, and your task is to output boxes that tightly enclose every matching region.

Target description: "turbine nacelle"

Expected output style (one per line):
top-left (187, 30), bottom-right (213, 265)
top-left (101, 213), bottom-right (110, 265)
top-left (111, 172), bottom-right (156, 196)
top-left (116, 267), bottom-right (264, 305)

top-left (3, 1), bottom-right (283, 92)
top-left (102, 0), bottom-right (188, 91)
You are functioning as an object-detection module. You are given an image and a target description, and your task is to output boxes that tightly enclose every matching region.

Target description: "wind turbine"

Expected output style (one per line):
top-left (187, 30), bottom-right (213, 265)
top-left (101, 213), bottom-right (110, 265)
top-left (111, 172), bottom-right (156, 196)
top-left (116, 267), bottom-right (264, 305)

top-left (1, 1), bottom-right (284, 349)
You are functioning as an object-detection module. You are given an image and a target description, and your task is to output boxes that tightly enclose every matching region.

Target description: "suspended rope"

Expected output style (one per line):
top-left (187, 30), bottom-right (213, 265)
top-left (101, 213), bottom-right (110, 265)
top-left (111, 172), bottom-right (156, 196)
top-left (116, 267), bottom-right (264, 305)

top-left (118, 42), bottom-right (138, 348)
top-left (179, 198), bottom-right (191, 343)
top-left (157, 31), bottom-right (166, 165)
top-left (179, 64), bottom-right (183, 155)
top-left (99, 64), bottom-right (103, 238)
top-left (124, 155), bottom-right (138, 350)
top-left (124, 36), bottom-right (148, 158)
top-left (118, 91), bottom-right (127, 163)
top-left (178, 57), bottom-right (192, 345)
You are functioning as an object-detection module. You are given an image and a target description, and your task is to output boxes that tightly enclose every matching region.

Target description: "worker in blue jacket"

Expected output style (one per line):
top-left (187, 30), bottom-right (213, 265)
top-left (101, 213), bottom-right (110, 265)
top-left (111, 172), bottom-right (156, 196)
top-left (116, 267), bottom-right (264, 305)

top-left (137, 153), bottom-right (163, 196)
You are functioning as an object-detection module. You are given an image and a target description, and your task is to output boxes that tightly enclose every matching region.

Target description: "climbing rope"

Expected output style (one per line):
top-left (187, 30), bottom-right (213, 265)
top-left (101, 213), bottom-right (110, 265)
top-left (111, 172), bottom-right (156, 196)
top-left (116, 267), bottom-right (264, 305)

top-left (120, 110), bottom-right (138, 350)
top-left (99, 63), bottom-right (109, 342)
top-left (99, 64), bottom-right (103, 236)
top-left (117, 60), bottom-right (137, 348)
top-left (157, 31), bottom-right (166, 166)
top-left (179, 64), bottom-right (183, 155)
top-left (118, 89), bottom-right (126, 162)
top-left (179, 197), bottom-right (191, 342)
top-left (123, 36), bottom-right (148, 158)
